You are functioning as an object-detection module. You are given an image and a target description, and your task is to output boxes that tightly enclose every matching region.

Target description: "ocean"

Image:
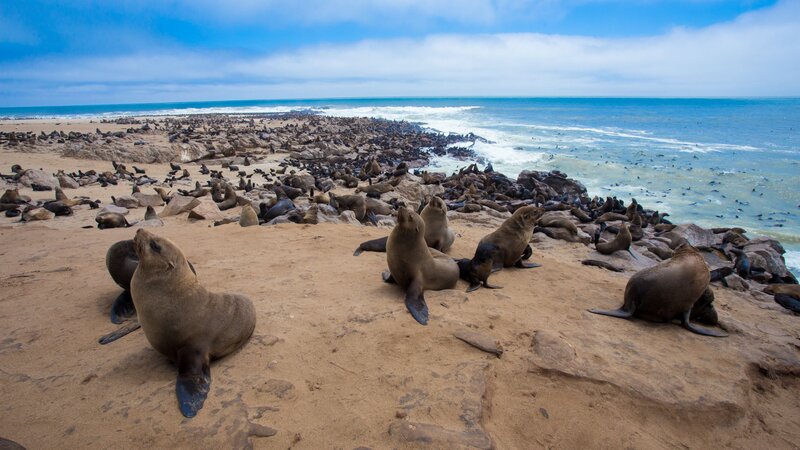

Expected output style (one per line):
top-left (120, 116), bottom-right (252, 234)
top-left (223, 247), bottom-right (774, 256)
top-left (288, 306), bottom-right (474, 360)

top-left (2, 97), bottom-right (798, 275)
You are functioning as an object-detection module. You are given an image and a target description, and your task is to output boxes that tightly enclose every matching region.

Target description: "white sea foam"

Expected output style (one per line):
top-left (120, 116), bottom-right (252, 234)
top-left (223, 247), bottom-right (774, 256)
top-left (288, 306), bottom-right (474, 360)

top-left (784, 251), bottom-right (800, 277)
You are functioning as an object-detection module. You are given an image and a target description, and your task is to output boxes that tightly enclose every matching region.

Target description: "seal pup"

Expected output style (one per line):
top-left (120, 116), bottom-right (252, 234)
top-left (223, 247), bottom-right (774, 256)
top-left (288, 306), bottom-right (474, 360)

top-left (129, 229), bottom-right (256, 417)
top-left (420, 196), bottom-right (455, 252)
top-left (239, 204), bottom-right (259, 227)
top-left (589, 245), bottom-right (727, 337)
top-left (459, 206), bottom-right (544, 291)
top-left (385, 207), bottom-right (459, 325)
top-left (96, 212), bottom-right (130, 229)
top-left (595, 223), bottom-right (635, 257)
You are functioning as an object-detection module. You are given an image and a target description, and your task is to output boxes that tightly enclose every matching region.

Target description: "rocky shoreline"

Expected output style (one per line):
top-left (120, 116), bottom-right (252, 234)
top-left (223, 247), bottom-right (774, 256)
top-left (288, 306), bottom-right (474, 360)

top-left (1, 113), bottom-right (796, 298)
top-left (1, 113), bottom-right (799, 448)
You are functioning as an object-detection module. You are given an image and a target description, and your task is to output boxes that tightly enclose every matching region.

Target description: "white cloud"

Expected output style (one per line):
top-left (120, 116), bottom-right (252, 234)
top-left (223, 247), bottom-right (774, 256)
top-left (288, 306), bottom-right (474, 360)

top-left (1, 0), bottom-right (798, 105)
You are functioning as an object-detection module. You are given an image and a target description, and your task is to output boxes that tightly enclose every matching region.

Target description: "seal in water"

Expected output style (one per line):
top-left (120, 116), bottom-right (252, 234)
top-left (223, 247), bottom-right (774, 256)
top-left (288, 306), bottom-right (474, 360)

top-left (589, 244), bottom-right (727, 337)
top-left (385, 207), bottom-right (459, 325)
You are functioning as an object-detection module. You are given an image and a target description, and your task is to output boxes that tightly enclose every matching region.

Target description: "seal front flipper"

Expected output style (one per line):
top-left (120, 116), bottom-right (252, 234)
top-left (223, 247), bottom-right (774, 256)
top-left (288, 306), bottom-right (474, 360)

top-left (681, 310), bottom-right (728, 337)
top-left (176, 346), bottom-right (211, 418)
top-left (588, 307), bottom-right (634, 318)
top-left (514, 259), bottom-right (541, 269)
top-left (110, 291), bottom-right (136, 324)
top-left (774, 293), bottom-right (800, 313)
top-left (382, 270), bottom-right (396, 284)
top-left (404, 279), bottom-right (428, 325)
top-left (98, 320), bottom-right (142, 345)
top-left (354, 236), bottom-right (388, 256)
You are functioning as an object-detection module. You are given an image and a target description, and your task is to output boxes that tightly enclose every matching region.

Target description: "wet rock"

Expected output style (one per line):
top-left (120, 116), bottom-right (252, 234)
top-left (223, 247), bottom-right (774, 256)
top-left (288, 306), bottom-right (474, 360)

top-left (453, 330), bottom-right (503, 357)
top-left (160, 195), bottom-right (199, 216)
top-left (517, 170), bottom-right (586, 197)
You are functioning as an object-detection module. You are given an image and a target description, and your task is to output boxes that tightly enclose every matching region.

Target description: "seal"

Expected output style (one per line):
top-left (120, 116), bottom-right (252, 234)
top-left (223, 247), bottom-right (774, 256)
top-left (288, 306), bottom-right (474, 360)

top-left (589, 244), bottom-right (727, 337)
top-left (216, 183), bottom-right (238, 211)
top-left (239, 203), bottom-right (259, 227)
top-left (106, 240), bottom-right (139, 324)
top-left (385, 207), bottom-right (459, 325)
top-left (420, 195), bottom-right (455, 252)
top-left (595, 223), bottom-right (635, 257)
top-left (96, 212), bottom-right (130, 229)
top-left (128, 229), bottom-right (256, 417)
top-left (459, 205), bottom-right (544, 291)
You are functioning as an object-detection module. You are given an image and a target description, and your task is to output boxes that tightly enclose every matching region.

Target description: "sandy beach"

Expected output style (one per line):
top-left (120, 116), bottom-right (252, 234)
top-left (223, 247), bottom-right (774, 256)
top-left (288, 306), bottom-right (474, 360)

top-left (1, 116), bottom-right (799, 449)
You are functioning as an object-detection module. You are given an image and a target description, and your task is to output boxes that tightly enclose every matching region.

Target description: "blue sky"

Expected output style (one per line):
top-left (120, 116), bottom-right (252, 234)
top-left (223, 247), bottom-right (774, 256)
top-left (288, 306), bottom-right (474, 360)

top-left (1, 0), bottom-right (798, 106)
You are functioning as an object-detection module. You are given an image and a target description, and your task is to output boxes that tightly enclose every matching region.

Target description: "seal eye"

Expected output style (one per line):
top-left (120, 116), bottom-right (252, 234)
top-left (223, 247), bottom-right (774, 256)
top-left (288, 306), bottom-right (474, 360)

top-left (150, 240), bottom-right (162, 253)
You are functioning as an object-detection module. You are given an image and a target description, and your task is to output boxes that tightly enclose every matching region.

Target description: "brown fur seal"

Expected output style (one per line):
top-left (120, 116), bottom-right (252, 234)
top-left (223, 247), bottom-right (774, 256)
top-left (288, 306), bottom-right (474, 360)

top-left (106, 240), bottom-right (139, 324)
top-left (589, 245), bottom-right (727, 337)
top-left (129, 229), bottom-right (256, 417)
top-left (96, 212), bottom-right (129, 229)
top-left (595, 223), bottom-right (635, 257)
top-left (385, 207), bottom-right (459, 325)
top-left (537, 215), bottom-right (578, 235)
top-left (216, 183), bottom-right (237, 210)
top-left (330, 193), bottom-right (367, 222)
top-left (595, 212), bottom-right (629, 223)
top-left (459, 206), bottom-right (544, 291)
top-left (144, 206), bottom-right (159, 221)
top-left (239, 204), bottom-right (259, 227)
top-left (420, 196), bottom-right (455, 252)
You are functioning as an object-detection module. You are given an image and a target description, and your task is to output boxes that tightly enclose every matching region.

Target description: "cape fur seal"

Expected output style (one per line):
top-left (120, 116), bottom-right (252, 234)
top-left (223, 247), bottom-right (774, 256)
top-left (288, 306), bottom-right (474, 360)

top-left (419, 196), bottom-right (455, 252)
top-left (127, 229), bottom-right (256, 417)
top-left (385, 207), bottom-right (459, 325)
top-left (595, 222), bottom-right (635, 257)
top-left (589, 245), bottom-right (727, 337)
top-left (106, 240), bottom-right (139, 324)
top-left (459, 205), bottom-right (543, 291)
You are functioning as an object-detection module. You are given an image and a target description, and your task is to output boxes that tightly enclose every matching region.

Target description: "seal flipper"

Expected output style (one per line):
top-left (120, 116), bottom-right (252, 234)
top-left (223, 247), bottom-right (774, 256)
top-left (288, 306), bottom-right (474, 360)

top-left (626, 248), bottom-right (638, 260)
top-left (514, 259), bottom-right (541, 269)
top-left (773, 293), bottom-right (800, 313)
top-left (98, 320), bottom-right (142, 345)
top-left (110, 290), bottom-right (136, 324)
top-left (176, 346), bottom-right (212, 418)
top-left (681, 310), bottom-right (728, 337)
top-left (588, 307), bottom-right (634, 318)
top-left (404, 279), bottom-right (428, 325)
top-left (483, 282), bottom-right (503, 289)
top-left (382, 270), bottom-right (396, 284)
top-left (354, 236), bottom-right (388, 256)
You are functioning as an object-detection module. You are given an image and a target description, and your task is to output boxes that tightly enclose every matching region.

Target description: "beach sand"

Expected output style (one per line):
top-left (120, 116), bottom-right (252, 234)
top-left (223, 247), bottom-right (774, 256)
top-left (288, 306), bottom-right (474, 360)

top-left (1, 120), bottom-right (799, 449)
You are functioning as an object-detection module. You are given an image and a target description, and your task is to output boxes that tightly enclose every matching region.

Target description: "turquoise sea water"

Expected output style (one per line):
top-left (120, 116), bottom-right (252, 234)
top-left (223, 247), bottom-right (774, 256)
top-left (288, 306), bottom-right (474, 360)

top-left (1, 97), bottom-right (798, 274)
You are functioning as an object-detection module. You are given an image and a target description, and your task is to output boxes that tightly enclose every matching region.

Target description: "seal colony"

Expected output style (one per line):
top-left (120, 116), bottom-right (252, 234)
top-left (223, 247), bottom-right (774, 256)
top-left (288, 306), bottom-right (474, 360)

top-left (1, 113), bottom-right (799, 447)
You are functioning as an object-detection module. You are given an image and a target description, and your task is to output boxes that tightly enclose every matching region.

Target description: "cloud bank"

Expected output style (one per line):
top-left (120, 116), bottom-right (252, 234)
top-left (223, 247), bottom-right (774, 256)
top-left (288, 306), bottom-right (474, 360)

top-left (1, 0), bottom-right (797, 106)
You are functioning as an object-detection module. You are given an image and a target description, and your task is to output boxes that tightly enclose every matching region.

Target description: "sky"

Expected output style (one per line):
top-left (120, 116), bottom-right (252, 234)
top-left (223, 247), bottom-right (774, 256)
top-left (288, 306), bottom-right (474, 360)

top-left (0, 0), bottom-right (798, 106)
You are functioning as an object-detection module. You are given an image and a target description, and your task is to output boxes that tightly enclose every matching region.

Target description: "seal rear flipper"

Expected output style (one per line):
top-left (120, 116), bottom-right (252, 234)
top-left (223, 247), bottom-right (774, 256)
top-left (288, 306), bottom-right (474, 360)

top-left (466, 282), bottom-right (482, 292)
top-left (626, 248), bottom-right (638, 260)
top-left (176, 346), bottom-right (211, 418)
top-left (366, 210), bottom-right (378, 226)
top-left (382, 270), bottom-right (396, 284)
top-left (483, 282), bottom-right (503, 289)
top-left (774, 293), bottom-right (800, 313)
top-left (404, 280), bottom-right (428, 325)
top-left (515, 259), bottom-right (541, 269)
top-left (588, 307), bottom-right (633, 319)
top-left (110, 291), bottom-right (136, 324)
top-left (681, 311), bottom-right (728, 337)
top-left (98, 321), bottom-right (142, 345)
top-left (354, 236), bottom-right (388, 256)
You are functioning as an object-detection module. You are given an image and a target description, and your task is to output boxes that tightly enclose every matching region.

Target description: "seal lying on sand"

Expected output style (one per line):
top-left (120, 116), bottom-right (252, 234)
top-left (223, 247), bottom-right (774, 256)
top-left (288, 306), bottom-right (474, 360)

top-left (384, 207), bottom-right (459, 325)
top-left (589, 244), bottom-right (727, 337)
top-left (104, 230), bottom-right (255, 418)
top-left (458, 205), bottom-right (543, 292)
